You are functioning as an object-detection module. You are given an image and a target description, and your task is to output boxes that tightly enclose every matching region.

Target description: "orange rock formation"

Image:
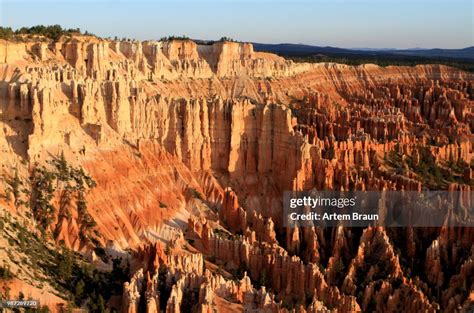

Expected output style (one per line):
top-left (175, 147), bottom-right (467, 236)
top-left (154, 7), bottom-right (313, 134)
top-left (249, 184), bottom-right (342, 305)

top-left (0, 36), bottom-right (472, 312)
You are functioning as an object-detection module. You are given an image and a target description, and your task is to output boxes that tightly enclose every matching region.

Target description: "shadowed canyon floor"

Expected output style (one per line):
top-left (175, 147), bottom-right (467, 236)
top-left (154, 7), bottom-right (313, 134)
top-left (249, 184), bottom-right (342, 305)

top-left (0, 36), bottom-right (473, 312)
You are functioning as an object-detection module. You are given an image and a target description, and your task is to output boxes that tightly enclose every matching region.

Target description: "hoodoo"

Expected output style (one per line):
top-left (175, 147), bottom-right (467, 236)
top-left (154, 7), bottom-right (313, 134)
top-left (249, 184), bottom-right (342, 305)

top-left (0, 32), bottom-right (472, 312)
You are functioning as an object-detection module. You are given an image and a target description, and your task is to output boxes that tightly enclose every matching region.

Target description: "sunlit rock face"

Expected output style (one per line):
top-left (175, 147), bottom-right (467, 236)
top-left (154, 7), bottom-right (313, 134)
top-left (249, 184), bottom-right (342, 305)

top-left (0, 36), bottom-right (472, 312)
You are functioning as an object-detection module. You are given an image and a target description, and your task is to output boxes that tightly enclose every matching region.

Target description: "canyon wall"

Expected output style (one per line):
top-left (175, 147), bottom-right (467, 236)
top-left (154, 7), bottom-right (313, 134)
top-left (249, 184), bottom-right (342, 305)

top-left (0, 36), bottom-right (472, 312)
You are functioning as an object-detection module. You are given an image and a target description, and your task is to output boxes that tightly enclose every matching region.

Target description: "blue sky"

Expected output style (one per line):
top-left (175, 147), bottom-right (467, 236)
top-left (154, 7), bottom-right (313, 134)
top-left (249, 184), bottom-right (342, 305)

top-left (0, 0), bottom-right (472, 49)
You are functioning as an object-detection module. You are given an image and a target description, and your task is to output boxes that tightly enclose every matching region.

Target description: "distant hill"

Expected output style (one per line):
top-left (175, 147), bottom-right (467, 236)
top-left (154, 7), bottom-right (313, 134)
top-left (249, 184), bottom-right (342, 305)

top-left (389, 47), bottom-right (474, 60)
top-left (252, 43), bottom-right (474, 60)
top-left (253, 43), bottom-right (360, 56)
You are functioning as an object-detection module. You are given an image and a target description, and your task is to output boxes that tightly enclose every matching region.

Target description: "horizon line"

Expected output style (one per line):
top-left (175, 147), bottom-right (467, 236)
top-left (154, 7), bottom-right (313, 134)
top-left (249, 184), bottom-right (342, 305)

top-left (1, 25), bottom-right (472, 50)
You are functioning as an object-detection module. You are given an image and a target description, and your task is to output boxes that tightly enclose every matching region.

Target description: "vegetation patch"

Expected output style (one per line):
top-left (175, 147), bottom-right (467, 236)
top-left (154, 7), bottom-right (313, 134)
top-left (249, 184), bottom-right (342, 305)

top-left (28, 153), bottom-right (99, 245)
top-left (159, 35), bottom-right (191, 41)
top-left (0, 264), bottom-right (12, 280)
top-left (0, 212), bottom-right (129, 312)
top-left (385, 145), bottom-right (473, 189)
top-left (287, 54), bottom-right (474, 73)
top-left (0, 25), bottom-right (94, 41)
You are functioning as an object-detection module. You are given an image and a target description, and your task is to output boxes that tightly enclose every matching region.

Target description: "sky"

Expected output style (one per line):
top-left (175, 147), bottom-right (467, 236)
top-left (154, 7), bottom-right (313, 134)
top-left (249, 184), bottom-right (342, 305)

top-left (0, 0), bottom-right (472, 49)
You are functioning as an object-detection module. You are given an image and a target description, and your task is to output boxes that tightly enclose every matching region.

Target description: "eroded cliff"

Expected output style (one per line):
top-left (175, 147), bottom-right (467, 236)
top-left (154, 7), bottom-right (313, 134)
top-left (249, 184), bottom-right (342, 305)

top-left (0, 36), bottom-right (472, 312)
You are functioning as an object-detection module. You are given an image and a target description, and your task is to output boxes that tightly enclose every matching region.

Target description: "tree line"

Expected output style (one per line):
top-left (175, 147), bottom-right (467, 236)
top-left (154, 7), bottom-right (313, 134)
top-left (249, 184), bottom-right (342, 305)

top-left (0, 25), bottom-right (94, 41)
top-left (288, 53), bottom-right (474, 73)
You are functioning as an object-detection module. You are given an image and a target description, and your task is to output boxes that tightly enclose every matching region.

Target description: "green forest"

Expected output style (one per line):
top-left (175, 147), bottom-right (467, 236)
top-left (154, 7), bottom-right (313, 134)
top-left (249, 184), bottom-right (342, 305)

top-left (0, 25), bottom-right (93, 41)
top-left (288, 53), bottom-right (474, 73)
